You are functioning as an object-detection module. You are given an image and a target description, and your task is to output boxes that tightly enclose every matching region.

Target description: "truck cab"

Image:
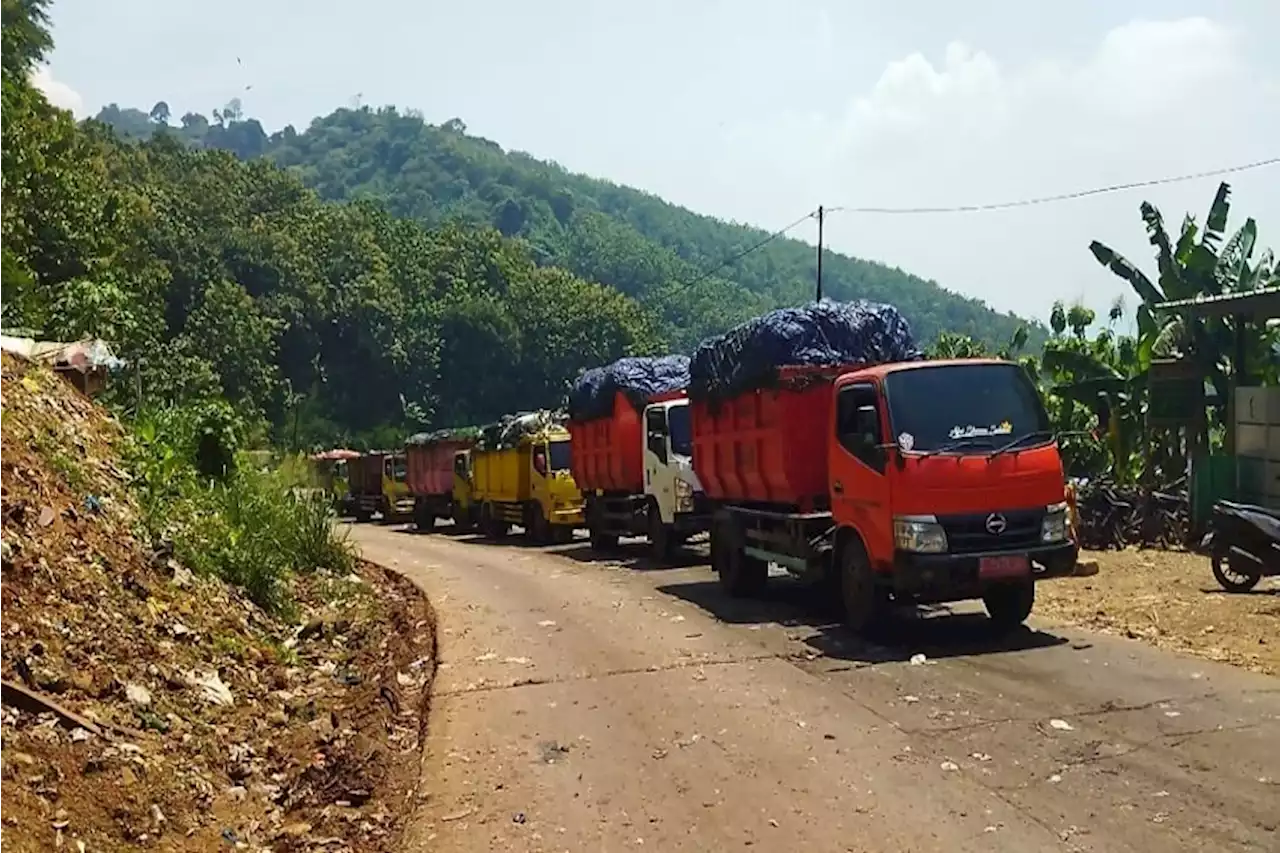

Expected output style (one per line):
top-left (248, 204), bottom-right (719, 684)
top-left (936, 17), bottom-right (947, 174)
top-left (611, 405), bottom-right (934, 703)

top-left (702, 358), bottom-right (1076, 633)
top-left (381, 452), bottom-right (411, 519)
top-left (529, 433), bottom-right (583, 540)
top-left (830, 359), bottom-right (1076, 627)
top-left (451, 449), bottom-right (476, 530)
top-left (643, 398), bottom-right (706, 531)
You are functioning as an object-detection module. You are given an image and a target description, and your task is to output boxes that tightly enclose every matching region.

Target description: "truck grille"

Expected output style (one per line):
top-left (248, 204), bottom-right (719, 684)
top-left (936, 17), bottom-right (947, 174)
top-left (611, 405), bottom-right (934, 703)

top-left (938, 508), bottom-right (1044, 554)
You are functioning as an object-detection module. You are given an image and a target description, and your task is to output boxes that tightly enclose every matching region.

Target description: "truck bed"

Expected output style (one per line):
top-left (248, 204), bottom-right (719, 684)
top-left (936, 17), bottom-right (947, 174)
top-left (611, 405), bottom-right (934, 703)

top-left (568, 390), bottom-right (645, 494)
top-left (406, 439), bottom-right (469, 497)
top-left (691, 365), bottom-right (851, 510)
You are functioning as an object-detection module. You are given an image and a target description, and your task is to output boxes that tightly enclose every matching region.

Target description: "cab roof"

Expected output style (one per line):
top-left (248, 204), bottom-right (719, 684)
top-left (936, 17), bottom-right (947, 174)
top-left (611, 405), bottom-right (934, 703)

top-left (842, 357), bottom-right (1015, 381)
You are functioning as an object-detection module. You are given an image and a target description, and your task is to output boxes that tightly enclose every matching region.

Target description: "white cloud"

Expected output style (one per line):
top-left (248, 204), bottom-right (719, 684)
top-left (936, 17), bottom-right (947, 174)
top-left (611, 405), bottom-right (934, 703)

top-left (719, 17), bottom-right (1280, 324)
top-left (30, 65), bottom-right (85, 116)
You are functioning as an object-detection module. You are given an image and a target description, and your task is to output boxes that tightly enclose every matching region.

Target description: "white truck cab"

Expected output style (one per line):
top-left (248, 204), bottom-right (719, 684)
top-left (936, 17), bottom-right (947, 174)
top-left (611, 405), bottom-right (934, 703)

top-left (643, 398), bottom-right (706, 530)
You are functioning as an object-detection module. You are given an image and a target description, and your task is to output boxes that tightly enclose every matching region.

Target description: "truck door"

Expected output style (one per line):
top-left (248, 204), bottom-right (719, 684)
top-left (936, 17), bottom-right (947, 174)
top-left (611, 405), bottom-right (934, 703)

top-left (831, 382), bottom-right (894, 567)
top-left (643, 405), bottom-right (674, 520)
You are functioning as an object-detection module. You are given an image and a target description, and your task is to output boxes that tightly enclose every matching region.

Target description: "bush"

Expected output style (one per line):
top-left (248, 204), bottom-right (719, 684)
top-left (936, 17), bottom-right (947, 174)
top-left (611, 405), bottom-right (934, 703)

top-left (129, 405), bottom-right (354, 610)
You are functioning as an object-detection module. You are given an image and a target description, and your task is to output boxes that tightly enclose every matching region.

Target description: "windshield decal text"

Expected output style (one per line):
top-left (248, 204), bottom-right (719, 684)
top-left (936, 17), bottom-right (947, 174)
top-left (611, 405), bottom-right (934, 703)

top-left (949, 420), bottom-right (1013, 440)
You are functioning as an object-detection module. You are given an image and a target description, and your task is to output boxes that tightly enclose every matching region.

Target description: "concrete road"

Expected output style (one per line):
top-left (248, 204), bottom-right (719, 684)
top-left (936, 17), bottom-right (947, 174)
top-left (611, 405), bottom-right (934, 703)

top-left (348, 523), bottom-right (1280, 853)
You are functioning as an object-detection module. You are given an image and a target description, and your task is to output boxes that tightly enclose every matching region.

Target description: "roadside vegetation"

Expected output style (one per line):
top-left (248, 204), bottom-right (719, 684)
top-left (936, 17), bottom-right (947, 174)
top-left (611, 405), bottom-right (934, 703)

top-left (127, 400), bottom-right (354, 609)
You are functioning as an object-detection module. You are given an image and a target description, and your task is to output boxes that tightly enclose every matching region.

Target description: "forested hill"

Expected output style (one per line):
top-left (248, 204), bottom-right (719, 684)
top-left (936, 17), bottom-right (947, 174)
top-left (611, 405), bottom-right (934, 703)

top-left (94, 103), bottom-right (1039, 350)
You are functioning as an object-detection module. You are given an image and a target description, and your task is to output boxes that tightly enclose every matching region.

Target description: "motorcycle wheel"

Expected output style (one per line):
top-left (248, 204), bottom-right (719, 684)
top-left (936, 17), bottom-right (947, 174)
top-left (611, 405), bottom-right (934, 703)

top-left (1211, 552), bottom-right (1262, 593)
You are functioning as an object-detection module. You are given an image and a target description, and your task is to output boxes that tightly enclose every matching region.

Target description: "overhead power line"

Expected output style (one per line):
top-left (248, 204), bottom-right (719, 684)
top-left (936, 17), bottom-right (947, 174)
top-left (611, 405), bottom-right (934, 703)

top-left (826, 156), bottom-right (1280, 216)
top-left (663, 209), bottom-right (817, 297)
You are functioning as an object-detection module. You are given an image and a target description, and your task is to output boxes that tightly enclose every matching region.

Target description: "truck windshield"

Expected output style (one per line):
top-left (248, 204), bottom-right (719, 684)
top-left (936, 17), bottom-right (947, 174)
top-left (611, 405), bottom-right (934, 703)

top-left (391, 456), bottom-right (407, 481)
top-left (884, 363), bottom-right (1050, 454)
top-left (667, 405), bottom-right (692, 457)
top-left (548, 440), bottom-right (572, 472)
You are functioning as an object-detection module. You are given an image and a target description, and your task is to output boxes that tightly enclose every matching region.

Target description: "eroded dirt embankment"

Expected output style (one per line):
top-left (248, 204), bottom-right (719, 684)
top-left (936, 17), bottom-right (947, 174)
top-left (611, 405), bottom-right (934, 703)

top-left (1, 354), bottom-right (438, 852)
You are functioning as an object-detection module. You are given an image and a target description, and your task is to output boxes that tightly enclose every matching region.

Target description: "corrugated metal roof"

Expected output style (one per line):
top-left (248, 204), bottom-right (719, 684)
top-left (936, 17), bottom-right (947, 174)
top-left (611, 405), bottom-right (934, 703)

top-left (1154, 285), bottom-right (1280, 319)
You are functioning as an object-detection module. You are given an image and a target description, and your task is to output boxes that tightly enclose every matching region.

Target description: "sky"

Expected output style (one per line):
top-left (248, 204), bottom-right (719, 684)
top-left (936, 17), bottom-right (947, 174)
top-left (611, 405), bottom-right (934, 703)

top-left (36, 0), bottom-right (1280, 326)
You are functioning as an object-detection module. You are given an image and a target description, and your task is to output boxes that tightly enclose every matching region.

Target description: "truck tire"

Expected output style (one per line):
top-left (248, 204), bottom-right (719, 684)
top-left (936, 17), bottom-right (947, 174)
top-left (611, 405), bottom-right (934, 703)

top-left (353, 503), bottom-right (373, 523)
top-left (481, 503), bottom-right (507, 539)
top-left (526, 504), bottom-right (550, 545)
top-left (452, 506), bottom-right (475, 532)
top-left (983, 581), bottom-right (1035, 630)
top-left (717, 518), bottom-right (766, 597)
top-left (413, 500), bottom-right (435, 532)
top-left (589, 526), bottom-right (618, 551)
top-left (648, 500), bottom-right (673, 562)
top-left (839, 539), bottom-right (886, 634)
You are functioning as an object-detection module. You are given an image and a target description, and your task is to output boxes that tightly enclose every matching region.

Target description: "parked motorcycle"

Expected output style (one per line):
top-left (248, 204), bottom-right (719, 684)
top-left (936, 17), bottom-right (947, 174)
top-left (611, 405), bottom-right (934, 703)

top-left (1202, 500), bottom-right (1280, 592)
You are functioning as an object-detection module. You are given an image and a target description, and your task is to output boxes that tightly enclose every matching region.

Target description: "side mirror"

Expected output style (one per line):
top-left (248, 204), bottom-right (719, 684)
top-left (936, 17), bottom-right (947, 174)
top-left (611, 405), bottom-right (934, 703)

top-left (533, 449), bottom-right (548, 476)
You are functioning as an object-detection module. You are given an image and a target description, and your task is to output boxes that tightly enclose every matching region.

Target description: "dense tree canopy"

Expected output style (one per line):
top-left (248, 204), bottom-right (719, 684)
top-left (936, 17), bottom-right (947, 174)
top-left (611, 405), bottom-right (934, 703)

top-left (92, 102), bottom-right (1041, 352)
top-left (3, 28), bottom-right (660, 448)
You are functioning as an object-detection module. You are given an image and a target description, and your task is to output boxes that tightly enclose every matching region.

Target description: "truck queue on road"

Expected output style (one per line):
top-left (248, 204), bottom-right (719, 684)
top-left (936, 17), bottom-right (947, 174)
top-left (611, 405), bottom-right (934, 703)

top-left (337, 299), bottom-right (1081, 632)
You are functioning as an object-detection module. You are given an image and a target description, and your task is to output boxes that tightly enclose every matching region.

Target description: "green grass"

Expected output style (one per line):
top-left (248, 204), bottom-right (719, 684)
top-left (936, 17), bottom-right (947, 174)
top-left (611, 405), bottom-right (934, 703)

top-left (128, 406), bottom-right (356, 611)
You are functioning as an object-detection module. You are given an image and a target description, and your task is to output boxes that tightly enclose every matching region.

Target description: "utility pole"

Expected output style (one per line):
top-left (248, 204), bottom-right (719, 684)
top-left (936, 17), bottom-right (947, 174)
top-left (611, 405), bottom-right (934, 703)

top-left (815, 205), bottom-right (825, 301)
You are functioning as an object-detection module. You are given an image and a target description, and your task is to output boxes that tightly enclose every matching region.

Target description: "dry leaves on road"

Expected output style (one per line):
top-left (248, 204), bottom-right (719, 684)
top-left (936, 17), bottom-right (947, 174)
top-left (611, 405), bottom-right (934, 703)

top-left (1036, 547), bottom-right (1278, 676)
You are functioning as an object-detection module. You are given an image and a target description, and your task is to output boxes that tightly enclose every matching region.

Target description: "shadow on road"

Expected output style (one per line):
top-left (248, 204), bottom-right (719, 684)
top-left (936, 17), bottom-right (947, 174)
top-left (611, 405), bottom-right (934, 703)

top-left (657, 577), bottom-right (1068, 664)
top-left (555, 542), bottom-right (706, 572)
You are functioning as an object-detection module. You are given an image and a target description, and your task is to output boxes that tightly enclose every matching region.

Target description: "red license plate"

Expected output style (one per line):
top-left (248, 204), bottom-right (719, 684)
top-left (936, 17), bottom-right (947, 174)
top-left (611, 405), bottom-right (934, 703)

top-left (979, 554), bottom-right (1031, 579)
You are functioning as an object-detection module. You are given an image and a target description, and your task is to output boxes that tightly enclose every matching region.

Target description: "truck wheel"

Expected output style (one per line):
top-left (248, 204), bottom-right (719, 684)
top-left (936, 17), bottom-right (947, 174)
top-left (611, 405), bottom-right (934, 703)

top-left (722, 545), bottom-right (767, 597)
top-left (983, 581), bottom-right (1035, 630)
top-left (839, 540), bottom-right (885, 634)
top-left (413, 501), bottom-right (435, 532)
top-left (480, 504), bottom-right (504, 538)
top-left (527, 506), bottom-right (551, 544)
top-left (354, 506), bottom-right (372, 523)
top-left (648, 501), bottom-right (673, 562)
top-left (589, 526), bottom-right (618, 551)
top-left (718, 518), bottom-right (766, 597)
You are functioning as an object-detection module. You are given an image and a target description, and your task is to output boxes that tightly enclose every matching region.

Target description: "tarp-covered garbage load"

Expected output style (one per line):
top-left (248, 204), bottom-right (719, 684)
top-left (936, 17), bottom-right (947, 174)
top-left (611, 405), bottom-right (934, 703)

top-left (476, 410), bottom-right (567, 450)
top-left (407, 425), bottom-right (481, 446)
top-left (689, 299), bottom-right (920, 402)
top-left (567, 355), bottom-right (692, 422)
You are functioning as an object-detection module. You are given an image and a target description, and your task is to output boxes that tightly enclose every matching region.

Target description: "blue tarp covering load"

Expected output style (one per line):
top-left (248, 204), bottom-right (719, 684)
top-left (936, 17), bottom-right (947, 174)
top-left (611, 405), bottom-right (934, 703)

top-left (689, 299), bottom-right (920, 402)
top-left (567, 355), bottom-right (692, 422)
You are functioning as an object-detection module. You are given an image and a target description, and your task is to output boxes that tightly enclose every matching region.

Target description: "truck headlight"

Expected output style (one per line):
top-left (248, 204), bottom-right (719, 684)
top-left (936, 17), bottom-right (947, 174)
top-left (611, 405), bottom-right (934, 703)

top-left (1041, 501), bottom-right (1068, 543)
top-left (893, 516), bottom-right (948, 554)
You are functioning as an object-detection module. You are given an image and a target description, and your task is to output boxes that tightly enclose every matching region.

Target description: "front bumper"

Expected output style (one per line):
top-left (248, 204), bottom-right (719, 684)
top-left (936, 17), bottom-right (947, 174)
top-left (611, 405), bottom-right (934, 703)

top-left (673, 512), bottom-right (712, 534)
top-left (889, 541), bottom-right (1078, 602)
top-left (551, 506), bottom-right (585, 526)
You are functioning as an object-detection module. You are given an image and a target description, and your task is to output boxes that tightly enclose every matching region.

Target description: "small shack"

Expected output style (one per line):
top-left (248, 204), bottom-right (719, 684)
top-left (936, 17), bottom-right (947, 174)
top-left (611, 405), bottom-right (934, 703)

top-left (0, 335), bottom-right (123, 398)
top-left (1155, 285), bottom-right (1280, 519)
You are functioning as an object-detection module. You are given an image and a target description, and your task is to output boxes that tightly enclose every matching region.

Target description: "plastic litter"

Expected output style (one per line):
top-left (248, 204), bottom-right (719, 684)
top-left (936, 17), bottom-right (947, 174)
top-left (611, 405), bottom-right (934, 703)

top-left (689, 299), bottom-right (920, 403)
top-left (475, 410), bottom-right (566, 450)
top-left (567, 355), bottom-right (691, 422)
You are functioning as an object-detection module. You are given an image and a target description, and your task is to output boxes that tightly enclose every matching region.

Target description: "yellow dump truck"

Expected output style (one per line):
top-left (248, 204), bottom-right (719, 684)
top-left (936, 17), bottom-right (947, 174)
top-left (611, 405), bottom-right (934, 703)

top-left (471, 412), bottom-right (584, 543)
top-left (349, 451), bottom-right (412, 522)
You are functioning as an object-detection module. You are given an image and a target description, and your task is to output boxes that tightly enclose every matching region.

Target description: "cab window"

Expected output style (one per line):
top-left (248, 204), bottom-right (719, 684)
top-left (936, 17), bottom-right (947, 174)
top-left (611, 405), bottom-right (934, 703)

top-left (836, 383), bottom-right (885, 473)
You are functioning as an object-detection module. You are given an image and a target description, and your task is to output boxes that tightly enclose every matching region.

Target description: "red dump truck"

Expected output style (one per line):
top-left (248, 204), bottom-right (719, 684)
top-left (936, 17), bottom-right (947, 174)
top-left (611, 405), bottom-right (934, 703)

top-left (693, 359), bottom-right (1078, 632)
top-left (406, 432), bottom-right (475, 531)
top-left (570, 389), bottom-right (709, 557)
